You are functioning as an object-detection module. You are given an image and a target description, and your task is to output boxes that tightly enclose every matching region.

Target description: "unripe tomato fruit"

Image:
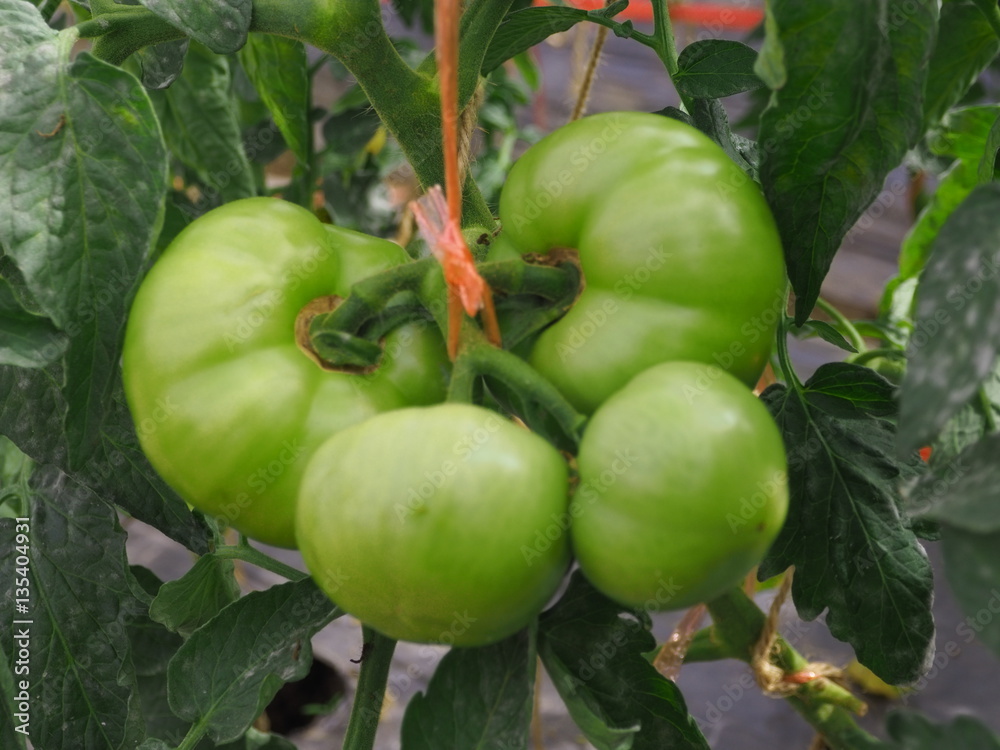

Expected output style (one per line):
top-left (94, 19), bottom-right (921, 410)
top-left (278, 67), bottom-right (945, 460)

top-left (571, 361), bottom-right (788, 610)
top-left (296, 404), bottom-right (570, 645)
top-left (122, 198), bottom-right (449, 548)
top-left (493, 112), bottom-right (786, 413)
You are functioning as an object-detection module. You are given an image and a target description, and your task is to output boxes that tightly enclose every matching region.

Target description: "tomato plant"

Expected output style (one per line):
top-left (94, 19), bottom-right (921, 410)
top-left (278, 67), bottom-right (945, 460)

top-left (122, 198), bottom-right (449, 548)
top-left (492, 111), bottom-right (786, 412)
top-left (296, 403), bottom-right (569, 646)
top-left (3, 1), bottom-right (1000, 749)
top-left (572, 362), bottom-right (787, 611)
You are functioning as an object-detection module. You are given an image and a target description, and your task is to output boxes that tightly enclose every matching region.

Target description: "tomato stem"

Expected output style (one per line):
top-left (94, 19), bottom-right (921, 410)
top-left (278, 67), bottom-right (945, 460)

top-left (174, 718), bottom-right (210, 750)
top-left (705, 587), bottom-right (880, 750)
top-left (307, 257), bottom-right (579, 356)
top-left (848, 347), bottom-right (905, 367)
top-left (774, 289), bottom-right (804, 391)
top-left (448, 338), bottom-right (588, 449)
top-left (650, 0), bottom-right (696, 113)
top-left (215, 542), bottom-right (310, 582)
top-left (342, 626), bottom-right (397, 750)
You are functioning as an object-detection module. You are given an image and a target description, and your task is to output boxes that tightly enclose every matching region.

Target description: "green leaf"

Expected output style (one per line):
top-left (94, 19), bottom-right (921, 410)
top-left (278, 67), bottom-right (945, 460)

top-left (759, 364), bottom-right (935, 685)
top-left (0, 639), bottom-right (28, 749)
top-left (898, 183), bottom-right (1000, 452)
top-left (0, 467), bottom-right (146, 750)
top-left (898, 159), bottom-right (980, 281)
top-left (0, 276), bottom-right (66, 369)
top-left (151, 40), bottom-right (256, 204)
top-left (482, 7), bottom-right (589, 75)
top-left (887, 710), bottom-right (1000, 748)
top-left (167, 579), bottom-right (339, 744)
top-left (674, 40), bottom-right (763, 99)
top-left (907, 430), bottom-right (1000, 532)
top-left (237, 34), bottom-right (311, 162)
top-left (686, 99), bottom-right (760, 181)
top-left (0, 10), bottom-right (169, 466)
top-left (923, 1), bottom-right (1000, 129)
top-left (940, 525), bottom-right (1000, 660)
top-left (149, 554), bottom-right (241, 637)
top-left (758, 0), bottom-right (938, 323)
top-left (803, 362), bottom-right (899, 418)
top-left (137, 0), bottom-right (252, 55)
top-left (928, 105), bottom-right (1000, 168)
top-left (135, 38), bottom-right (190, 90)
top-left (402, 629), bottom-right (536, 749)
top-left (538, 572), bottom-right (709, 750)
top-left (0, 364), bottom-right (211, 553)
top-left (794, 320), bottom-right (858, 354)
top-left (926, 364), bottom-right (1000, 467)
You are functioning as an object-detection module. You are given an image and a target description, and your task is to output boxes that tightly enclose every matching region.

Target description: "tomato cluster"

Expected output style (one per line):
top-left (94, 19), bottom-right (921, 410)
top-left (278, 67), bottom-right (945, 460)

top-left (123, 112), bottom-right (789, 645)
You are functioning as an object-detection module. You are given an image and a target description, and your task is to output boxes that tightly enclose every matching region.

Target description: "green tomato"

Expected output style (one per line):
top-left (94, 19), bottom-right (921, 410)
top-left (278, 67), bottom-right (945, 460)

top-left (296, 403), bottom-right (569, 645)
top-left (571, 361), bottom-right (788, 610)
top-left (122, 198), bottom-right (449, 548)
top-left (494, 112), bottom-right (786, 413)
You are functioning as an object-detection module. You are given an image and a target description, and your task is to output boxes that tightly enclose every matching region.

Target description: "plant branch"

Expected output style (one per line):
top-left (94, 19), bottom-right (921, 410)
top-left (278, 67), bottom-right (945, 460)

top-left (650, 0), bottom-right (696, 113)
top-left (705, 587), bottom-right (880, 750)
top-left (342, 626), bottom-right (397, 750)
top-left (214, 541), bottom-right (309, 582)
top-left (774, 290), bottom-right (804, 391)
top-left (449, 335), bottom-right (588, 447)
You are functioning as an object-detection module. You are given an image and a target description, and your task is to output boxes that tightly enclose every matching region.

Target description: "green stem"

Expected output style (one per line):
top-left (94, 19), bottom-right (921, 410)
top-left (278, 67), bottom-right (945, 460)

top-left (650, 0), bottom-right (696, 113)
top-left (342, 626), bottom-right (397, 750)
top-left (214, 541), bottom-right (309, 582)
top-left (174, 718), bottom-right (209, 750)
top-left (310, 257), bottom-right (578, 342)
top-left (450, 336), bottom-right (588, 448)
top-left (980, 386), bottom-right (999, 433)
top-left (815, 297), bottom-right (866, 354)
top-left (774, 290), bottom-right (804, 391)
top-left (849, 347), bottom-right (905, 367)
top-left (457, 0), bottom-right (517, 103)
top-left (705, 587), bottom-right (880, 750)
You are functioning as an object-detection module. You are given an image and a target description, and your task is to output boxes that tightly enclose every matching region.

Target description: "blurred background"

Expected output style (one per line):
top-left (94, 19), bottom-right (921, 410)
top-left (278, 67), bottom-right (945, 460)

top-left (123, 1), bottom-right (1000, 748)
